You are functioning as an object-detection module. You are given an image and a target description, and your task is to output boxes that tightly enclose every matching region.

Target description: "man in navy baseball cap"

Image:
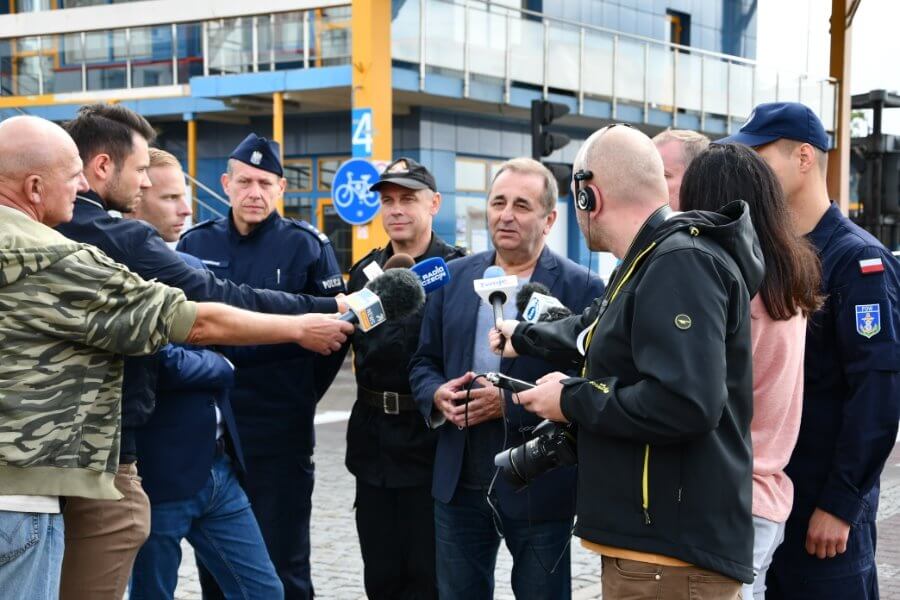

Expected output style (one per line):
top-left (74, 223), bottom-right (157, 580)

top-left (717, 101), bottom-right (831, 151)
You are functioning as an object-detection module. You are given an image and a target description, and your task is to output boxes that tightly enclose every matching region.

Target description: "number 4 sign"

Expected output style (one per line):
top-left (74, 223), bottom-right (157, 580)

top-left (352, 108), bottom-right (373, 157)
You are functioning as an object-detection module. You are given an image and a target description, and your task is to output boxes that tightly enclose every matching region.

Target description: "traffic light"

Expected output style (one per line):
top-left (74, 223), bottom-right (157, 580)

top-left (531, 100), bottom-right (571, 160)
top-left (543, 161), bottom-right (574, 197)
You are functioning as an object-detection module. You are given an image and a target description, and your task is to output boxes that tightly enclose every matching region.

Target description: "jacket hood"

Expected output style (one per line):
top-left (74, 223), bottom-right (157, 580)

top-left (656, 200), bottom-right (765, 296)
top-left (0, 205), bottom-right (82, 288)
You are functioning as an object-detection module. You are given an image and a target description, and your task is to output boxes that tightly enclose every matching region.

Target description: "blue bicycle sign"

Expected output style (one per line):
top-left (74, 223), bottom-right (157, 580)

top-left (331, 159), bottom-right (381, 225)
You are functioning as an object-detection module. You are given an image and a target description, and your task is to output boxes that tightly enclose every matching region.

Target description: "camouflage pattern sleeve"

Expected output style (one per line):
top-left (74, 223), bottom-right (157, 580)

top-left (13, 244), bottom-right (197, 355)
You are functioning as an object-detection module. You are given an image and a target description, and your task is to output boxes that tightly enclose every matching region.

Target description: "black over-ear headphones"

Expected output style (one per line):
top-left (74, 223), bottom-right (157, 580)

top-left (574, 169), bottom-right (596, 212)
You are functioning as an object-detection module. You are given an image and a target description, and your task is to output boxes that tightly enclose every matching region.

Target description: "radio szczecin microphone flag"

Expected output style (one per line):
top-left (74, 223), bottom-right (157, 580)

top-left (410, 256), bottom-right (451, 294)
top-left (369, 254), bottom-right (450, 295)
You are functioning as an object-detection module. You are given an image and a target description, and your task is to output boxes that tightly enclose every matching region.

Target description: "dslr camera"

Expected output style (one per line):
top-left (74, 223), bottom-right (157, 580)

top-left (494, 419), bottom-right (577, 491)
top-left (483, 371), bottom-right (578, 491)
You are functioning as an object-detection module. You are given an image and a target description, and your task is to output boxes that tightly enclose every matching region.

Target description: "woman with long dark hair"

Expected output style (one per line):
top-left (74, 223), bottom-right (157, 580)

top-left (679, 142), bottom-right (823, 600)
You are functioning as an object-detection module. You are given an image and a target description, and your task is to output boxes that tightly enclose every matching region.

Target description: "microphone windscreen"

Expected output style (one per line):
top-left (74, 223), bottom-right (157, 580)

top-left (515, 281), bottom-right (551, 315)
top-left (384, 253), bottom-right (415, 270)
top-left (483, 265), bottom-right (506, 279)
top-left (365, 269), bottom-right (426, 321)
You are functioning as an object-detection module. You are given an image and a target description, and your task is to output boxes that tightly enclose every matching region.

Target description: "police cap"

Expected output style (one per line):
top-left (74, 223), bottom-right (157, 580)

top-left (229, 133), bottom-right (283, 177)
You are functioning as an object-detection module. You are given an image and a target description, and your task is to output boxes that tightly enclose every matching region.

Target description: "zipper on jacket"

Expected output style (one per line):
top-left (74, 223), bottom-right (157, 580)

top-left (580, 242), bottom-right (658, 378)
top-left (642, 444), bottom-right (651, 525)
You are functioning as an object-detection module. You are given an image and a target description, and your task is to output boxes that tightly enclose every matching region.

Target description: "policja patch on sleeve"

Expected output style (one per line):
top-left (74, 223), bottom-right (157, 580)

top-left (855, 303), bottom-right (882, 338)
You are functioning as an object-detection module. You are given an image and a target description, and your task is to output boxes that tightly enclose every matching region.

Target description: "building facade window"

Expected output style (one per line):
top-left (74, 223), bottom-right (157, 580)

top-left (455, 157), bottom-right (488, 192)
top-left (284, 158), bottom-right (313, 193)
top-left (318, 156), bottom-right (349, 191)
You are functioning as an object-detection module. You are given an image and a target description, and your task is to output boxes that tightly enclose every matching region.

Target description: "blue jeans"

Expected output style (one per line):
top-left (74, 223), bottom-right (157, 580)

top-left (434, 488), bottom-right (572, 600)
top-left (0, 511), bottom-right (64, 600)
top-left (742, 515), bottom-right (785, 600)
top-left (130, 454), bottom-right (283, 600)
top-left (198, 453), bottom-right (315, 600)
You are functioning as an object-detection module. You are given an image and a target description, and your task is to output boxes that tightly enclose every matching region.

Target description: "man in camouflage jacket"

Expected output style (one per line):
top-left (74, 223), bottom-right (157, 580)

top-left (0, 116), bottom-right (352, 600)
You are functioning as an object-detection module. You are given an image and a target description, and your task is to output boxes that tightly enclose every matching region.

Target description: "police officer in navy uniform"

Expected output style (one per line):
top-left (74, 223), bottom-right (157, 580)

top-left (345, 158), bottom-right (464, 600)
top-left (722, 103), bottom-right (900, 599)
top-left (177, 133), bottom-right (346, 600)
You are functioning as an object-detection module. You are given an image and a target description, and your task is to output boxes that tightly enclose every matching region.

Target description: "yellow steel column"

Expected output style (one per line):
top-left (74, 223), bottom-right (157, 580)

top-left (351, 0), bottom-right (392, 263)
top-left (187, 117), bottom-right (198, 217)
top-left (273, 91), bottom-right (285, 215)
top-left (827, 0), bottom-right (853, 213)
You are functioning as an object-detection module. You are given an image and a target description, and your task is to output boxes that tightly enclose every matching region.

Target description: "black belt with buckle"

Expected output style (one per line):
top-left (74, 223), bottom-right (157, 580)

top-left (359, 386), bottom-right (416, 415)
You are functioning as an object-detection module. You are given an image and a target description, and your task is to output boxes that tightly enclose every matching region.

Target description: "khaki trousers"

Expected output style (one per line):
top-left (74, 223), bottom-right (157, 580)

top-left (60, 462), bottom-right (151, 600)
top-left (601, 555), bottom-right (742, 600)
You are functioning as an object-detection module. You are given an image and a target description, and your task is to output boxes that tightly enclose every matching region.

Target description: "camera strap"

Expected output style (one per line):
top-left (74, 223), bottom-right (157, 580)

top-left (579, 205), bottom-right (673, 373)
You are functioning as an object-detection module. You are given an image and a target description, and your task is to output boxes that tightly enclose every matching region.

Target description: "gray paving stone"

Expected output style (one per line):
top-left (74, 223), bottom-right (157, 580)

top-left (167, 366), bottom-right (900, 599)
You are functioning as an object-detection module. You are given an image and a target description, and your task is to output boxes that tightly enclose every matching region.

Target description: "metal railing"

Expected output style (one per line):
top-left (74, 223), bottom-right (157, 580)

top-left (392, 0), bottom-right (838, 131)
top-left (0, 5), bottom-right (351, 97)
top-left (184, 172), bottom-right (229, 220)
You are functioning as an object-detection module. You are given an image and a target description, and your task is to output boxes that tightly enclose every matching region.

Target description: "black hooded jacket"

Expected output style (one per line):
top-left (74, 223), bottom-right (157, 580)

top-left (511, 202), bottom-right (765, 583)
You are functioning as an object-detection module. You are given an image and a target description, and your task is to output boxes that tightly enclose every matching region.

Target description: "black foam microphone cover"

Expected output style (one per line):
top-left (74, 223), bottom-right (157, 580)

top-left (540, 305), bottom-right (573, 322)
top-left (365, 268), bottom-right (425, 321)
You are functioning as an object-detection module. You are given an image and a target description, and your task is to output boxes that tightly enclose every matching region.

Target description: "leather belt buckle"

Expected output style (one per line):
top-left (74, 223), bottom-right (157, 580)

top-left (383, 391), bottom-right (400, 415)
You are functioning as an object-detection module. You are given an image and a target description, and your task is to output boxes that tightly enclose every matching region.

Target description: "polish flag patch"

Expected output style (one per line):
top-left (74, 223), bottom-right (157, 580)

top-left (859, 258), bottom-right (885, 275)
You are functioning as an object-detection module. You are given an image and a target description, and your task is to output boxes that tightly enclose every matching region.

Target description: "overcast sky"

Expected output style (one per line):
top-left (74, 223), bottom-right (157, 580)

top-left (757, 0), bottom-right (900, 133)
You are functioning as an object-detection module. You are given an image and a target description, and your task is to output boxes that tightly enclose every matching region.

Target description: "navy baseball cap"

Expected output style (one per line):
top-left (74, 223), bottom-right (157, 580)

top-left (370, 157), bottom-right (437, 192)
top-left (718, 102), bottom-right (831, 152)
top-left (229, 133), bottom-right (283, 177)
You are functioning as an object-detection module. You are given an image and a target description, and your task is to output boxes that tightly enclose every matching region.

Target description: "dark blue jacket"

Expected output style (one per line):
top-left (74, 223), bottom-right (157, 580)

top-left (135, 252), bottom-right (246, 504)
top-left (55, 192), bottom-right (338, 462)
top-left (409, 247), bottom-right (604, 521)
top-left (176, 210), bottom-right (346, 457)
top-left (777, 203), bottom-right (900, 576)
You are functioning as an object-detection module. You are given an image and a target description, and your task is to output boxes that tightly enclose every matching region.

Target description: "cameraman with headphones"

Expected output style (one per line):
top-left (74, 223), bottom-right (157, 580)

top-left (493, 126), bottom-right (762, 599)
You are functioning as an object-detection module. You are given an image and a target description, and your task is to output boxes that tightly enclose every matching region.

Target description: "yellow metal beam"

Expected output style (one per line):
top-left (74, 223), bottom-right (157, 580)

top-left (272, 91), bottom-right (285, 215)
top-left (350, 0), bottom-right (391, 263)
top-left (827, 0), bottom-right (853, 213)
top-left (0, 94), bottom-right (60, 108)
top-left (187, 117), bottom-right (198, 217)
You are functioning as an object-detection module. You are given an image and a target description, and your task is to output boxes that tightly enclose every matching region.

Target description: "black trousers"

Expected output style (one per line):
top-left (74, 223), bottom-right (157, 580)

top-left (199, 453), bottom-right (315, 600)
top-left (354, 479), bottom-right (438, 600)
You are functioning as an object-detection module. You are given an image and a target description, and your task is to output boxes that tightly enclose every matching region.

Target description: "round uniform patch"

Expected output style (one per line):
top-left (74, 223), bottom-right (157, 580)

top-left (674, 314), bottom-right (692, 330)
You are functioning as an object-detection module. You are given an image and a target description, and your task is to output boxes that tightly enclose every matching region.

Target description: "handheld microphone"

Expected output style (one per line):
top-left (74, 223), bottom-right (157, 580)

top-left (383, 253), bottom-right (415, 270)
top-left (340, 268), bottom-right (426, 331)
top-left (515, 282), bottom-right (551, 315)
top-left (515, 282), bottom-right (571, 323)
top-left (362, 252), bottom-right (413, 281)
top-left (366, 268), bottom-right (426, 320)
top-left (473, 266), bottom-right (518, 328)
top-left (339, 288), bottom-right (385, 332)
top-left (410, 257), bottom-right (451, 294)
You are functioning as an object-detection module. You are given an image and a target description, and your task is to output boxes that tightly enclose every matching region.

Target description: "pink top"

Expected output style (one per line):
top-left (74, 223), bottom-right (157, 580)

top-left (749, 295), bottom-right (806, 523)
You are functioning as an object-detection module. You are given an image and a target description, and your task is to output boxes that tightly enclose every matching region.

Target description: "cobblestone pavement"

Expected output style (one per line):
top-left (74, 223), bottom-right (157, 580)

top-left (171, 365), bottom-right (900, 599)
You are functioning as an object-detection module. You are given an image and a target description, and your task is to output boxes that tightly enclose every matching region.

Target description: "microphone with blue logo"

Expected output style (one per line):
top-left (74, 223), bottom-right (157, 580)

top-left (377, 253), bottom-right (452, 294)
top-left (515, 282), bottom-right (572, 323)
top-left (410, 257), bottom-right (452, 294)
top-left (474, 265), bottom-right (519, 353)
